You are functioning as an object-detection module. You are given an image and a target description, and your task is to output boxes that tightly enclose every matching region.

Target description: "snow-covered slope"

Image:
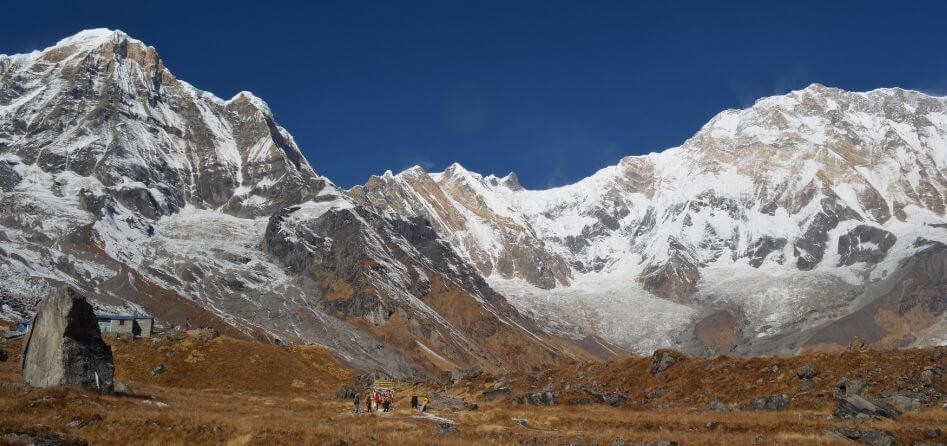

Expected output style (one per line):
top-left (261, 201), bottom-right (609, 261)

top-left (0, 29), bottom-right (621, 377)
top-left (351, 84), bottom-right (947, 354)
top-left (3, 29), bottom-right (945, 367)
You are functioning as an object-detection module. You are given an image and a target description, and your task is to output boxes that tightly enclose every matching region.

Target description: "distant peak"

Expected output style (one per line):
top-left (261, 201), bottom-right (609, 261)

top-left (485, 171), bottom-right (522, 190)
top-left (0, 28), bottom-right (163, 61)
top-left (400, 165), bottom-right (427, 176)
top-left (229, 91), bottom-right (273, 117)
top-left (52, 28), bottom-right (144, 53)
top-left (444, 162), bottom-right (467, 173)
top-left (501, 172), bottom-right (522, 190)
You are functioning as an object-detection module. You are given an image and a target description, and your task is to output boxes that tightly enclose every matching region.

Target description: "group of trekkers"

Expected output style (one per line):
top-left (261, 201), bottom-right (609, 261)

top-left (352, 380), bottom-right (429, 414)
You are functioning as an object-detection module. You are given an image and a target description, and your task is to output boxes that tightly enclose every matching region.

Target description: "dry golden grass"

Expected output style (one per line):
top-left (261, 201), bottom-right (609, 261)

top-left (0, 335), bottom-right (943, 445)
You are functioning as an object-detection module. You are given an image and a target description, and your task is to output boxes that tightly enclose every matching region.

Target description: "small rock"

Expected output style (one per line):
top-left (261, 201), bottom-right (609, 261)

top-left (524, 391), bottom-right (556, 406)
top-left (463, 402), bottom-right (478, 411)
top-left (114, 380), bottom-right (132, 394)
top-left (848, 338), bottom-right (868, 352)
top-left (920, 369), bottom-right (934, 387)
top-left (796, 364), bottom-right (818, 380)
top-left (705, 421), bottom-right (720, 430)
top-left (705, 400), bottom-right (731, 412)
top-left (151, 364), bottom-right (165, 377)
top-left (743, 394), bottom-right (789, 411)
top-left (609, 437), bottom-right (625, 446)
top-left (434, 422), bottom-right (457, 435)
top-left (213, 426), bottom-right (223, 434)
top-left (828, 428), bottom-right (896, 446)
top-left (799, 379), bottom-right (813, 392)
top-left (644, 388), bottom-right (666, 400)
top-left (600, 391), bottom-right (629, 407)
top-left (482, 387), bottom-right (512, 401)
top-left (568, 436), bottom-right (586, 446)
top-left (925, 428), bottom-right (941, 438)
top-left (650, 350), bottom-right (683, 375)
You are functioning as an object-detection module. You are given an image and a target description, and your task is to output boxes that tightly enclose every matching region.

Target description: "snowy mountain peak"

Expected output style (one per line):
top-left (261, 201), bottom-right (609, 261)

top-left (484, 172), bottom-right (522, 190)
top-left (2, 29), bottom-right (946, 373)
top-left (229, 91), bottom-right (274, 117)
top-left (2, 30), bottom-right (619, 377)
top-left (442, 161), bottom-right (473, 178)
top-left (351, 84), bottom-right (947, 355)
top-left (53, 28), bottom-right (134, 51)
top-left (0, 29), bottom-right (325, 219)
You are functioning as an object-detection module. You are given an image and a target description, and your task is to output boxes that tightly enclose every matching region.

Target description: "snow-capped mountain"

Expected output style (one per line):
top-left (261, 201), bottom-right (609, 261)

top-left (0, 29), bottom-right (621, 377)
top-left (350, 84), bottom-right (947, 355)
top-left (2, 30), bottom-right (945, 373)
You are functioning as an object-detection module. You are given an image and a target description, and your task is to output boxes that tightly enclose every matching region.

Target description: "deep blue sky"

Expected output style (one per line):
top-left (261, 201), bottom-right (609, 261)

top-left (3, 1), bottom-right (946, 188)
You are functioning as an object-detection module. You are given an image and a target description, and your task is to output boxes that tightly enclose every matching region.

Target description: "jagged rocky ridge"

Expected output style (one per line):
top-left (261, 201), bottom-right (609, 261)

top-left (350, 84), bottom-right (947, 355)
top-left (1, 30), bottom-right (945, 373)
top-left (0, 29), bottom-right (619, 377)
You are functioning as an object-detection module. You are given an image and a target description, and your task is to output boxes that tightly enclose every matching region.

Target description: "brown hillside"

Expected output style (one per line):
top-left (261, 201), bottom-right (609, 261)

top-left (0, 335), bottom-right (943, 445)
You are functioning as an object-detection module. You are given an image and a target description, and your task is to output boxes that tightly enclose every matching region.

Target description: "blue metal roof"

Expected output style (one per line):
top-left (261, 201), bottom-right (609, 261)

top-left (96, 314), bottom-right (153, 321)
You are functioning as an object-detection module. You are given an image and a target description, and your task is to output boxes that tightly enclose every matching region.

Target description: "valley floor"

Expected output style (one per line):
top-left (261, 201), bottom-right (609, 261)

top-left (0, 334), bottom-right (943, 445)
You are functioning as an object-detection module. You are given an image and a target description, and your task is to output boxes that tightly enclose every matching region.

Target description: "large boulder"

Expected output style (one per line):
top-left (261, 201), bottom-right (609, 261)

top-left (21, 287), bottom-right (114, 393)
top-left (834, 393), bottom-right (900, 420)
top-left (832, 379), bottom-right (900, 420)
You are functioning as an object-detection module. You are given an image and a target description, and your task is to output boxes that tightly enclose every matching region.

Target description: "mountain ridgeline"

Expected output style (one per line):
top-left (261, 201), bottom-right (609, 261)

top-left (1, 30), bottom-right (945, 376)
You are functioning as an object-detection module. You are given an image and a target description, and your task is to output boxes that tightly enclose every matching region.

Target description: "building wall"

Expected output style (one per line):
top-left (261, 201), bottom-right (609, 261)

top-left (97, 317), bottom-right (153, 338)
top-left (136, 318), bottom-right (153, 338)
top-left (110, 319), bottom-right (135, 335)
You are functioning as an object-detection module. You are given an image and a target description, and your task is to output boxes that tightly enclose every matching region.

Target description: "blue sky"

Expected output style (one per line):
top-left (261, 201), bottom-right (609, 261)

top-left (3, 1), bottom-right (946, 188)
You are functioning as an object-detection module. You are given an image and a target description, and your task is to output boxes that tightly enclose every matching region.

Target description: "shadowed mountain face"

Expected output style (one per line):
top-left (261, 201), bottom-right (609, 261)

top-left (1, 30), bottom-right (945, 374)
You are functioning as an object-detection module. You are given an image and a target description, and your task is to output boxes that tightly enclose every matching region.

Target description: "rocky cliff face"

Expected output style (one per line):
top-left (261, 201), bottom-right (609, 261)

top-left (0, 30), bottom-right (324, 218)
top-left (0, 29), bottom-right (619, 378)
top-left (2, 30), bottom-right (945, 371)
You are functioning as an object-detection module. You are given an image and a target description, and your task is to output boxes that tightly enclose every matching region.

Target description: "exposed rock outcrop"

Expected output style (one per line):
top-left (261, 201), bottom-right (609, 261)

top-left (651, 350), bottom-right (685, 375)
top-left (21, 287), bottom-right (114, 393)
top-left (837, 225), bottom-right (897, 266)
top-left (832, 379), bottom-right (900, 420)
top-left (741, 394), bottom-right (790, 411)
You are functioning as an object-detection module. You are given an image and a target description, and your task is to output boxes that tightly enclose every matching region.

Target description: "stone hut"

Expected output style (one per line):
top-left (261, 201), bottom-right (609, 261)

top-left (96, 314), bottom-right (154, 338)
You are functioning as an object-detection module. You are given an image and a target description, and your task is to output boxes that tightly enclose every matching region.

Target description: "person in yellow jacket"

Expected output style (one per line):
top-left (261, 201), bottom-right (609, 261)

top-left (419, 395), bottom-right (429, 412)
